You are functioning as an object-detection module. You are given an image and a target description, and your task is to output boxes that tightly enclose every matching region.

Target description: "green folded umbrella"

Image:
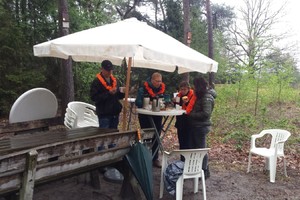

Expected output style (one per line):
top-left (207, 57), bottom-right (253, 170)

top-left (125, 131), bottom-right (153, 200)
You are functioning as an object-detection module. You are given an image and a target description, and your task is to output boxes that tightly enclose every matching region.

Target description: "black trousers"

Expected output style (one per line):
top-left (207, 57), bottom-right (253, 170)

top-left (138, 114), bottom-right (162, 161)
top-left (187, 126), bottom-right (211, 170)
top-left (175, 115), bottom-right (189, 150)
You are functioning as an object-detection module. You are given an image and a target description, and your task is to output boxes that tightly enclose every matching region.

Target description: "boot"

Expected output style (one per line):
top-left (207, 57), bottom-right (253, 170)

top-left (204, 165), bottom-right (210, 180)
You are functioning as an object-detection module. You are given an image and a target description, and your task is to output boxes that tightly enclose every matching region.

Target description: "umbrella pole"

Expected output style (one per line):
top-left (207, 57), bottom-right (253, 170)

top-left (122, 57), bottom-right (132, 131)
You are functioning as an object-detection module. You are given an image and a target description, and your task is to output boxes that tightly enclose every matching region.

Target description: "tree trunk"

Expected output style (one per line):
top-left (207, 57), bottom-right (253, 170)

top-left (182, 0), bottom-right (190, 82)
top-left (206, 0), bottom-right (215, 88)
top-left (58, 0), bottom-right (74, 121)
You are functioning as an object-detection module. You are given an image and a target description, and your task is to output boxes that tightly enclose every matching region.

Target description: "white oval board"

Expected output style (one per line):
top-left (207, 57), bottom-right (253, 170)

top-left (9, 88), bottom-right (58, 123)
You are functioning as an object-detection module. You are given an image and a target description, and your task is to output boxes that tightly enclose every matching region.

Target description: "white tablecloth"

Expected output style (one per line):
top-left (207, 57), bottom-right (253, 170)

top-left (136, 108), bottom-right (185, 116)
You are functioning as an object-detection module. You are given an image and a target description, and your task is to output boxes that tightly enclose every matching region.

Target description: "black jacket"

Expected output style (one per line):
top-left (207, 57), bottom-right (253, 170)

top-left (187, 92), bottom-right (215, 127)
top-left (90, 75), bottom-right (125, 117)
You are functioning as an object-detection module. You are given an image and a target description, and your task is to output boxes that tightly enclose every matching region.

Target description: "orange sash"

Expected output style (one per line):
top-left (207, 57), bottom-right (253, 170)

top-left (177, 89), bottom-right (194, 110)
top-left (185, 94), bottom-right (197, 115)
top-left (144, 82), bottom-right (165, 97)
top-left (96, 73), bottom-right (117, 91)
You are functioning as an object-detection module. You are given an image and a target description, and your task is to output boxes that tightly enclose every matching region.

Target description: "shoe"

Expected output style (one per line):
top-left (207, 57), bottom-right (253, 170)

top-left (153, 160), bottom-right (162, 168)
top-left (204, 166), bottom-right (210, 180)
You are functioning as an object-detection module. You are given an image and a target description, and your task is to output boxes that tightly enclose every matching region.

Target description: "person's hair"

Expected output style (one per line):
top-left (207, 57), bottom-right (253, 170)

top-left (179, 81), bottom-right (190, 89)
top-left (151, 72), bottom-right (162, 81)
top-left (193, 76), bottom-right (208, 98)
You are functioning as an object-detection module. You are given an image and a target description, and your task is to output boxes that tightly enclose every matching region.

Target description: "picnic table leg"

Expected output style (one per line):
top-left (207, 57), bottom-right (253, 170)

top-left (19, 150), bottom-right (38, 200)
top-left (119, 161), bottom-right (143, 200)
top-left (90, 170), bottom-right (101, 190)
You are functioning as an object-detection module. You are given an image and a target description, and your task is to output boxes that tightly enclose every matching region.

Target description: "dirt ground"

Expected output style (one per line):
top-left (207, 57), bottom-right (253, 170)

top-left (30, 155), bottom-right (300, 200)
top-left (1, 116), bottom-right (299, 200)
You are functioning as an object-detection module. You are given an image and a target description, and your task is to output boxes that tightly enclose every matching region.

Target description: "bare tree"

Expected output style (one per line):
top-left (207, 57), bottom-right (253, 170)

top-left (225, 0), bottom-right (287, 72)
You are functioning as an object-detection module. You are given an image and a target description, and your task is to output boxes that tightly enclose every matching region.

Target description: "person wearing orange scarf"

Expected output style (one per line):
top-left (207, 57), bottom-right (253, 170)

top-left (90, 60), bottom-right (125, 129)
top-left (174, 81), bottom-right (193, 154)
top-left (135, 72), bottom-right (165, 168)
top-left (186, 76), bottom-right (216, 179)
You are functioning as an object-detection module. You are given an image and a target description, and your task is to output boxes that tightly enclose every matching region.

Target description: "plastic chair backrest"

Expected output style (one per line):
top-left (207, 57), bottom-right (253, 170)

top-left (64, 107), bottom-right (77, 129)
top-left (261, 129), bottom-right (291, 155)
top-left (172, 149), bottom-right (209, 178)
top-left (67, 101), bottom-right (98, 128)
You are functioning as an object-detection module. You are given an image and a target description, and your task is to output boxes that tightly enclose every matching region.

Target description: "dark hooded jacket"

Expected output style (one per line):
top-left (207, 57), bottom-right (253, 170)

top-left (90, 74), bottom-right (125, 117)
top-left (186, 89), bottom-right (216, 127)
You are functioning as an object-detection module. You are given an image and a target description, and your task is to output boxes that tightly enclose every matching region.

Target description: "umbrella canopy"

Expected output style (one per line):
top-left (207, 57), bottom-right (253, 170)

top-left (33, 17), bottom-right (218, 74)
top-left (33, 17), bottom-right (218, 130)
top-left (125, 130), bottom-right (153, 200)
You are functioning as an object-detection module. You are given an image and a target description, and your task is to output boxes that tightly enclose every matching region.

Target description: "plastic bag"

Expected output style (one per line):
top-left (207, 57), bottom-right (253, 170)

top-left (163, 160), bottom-right (184, 196)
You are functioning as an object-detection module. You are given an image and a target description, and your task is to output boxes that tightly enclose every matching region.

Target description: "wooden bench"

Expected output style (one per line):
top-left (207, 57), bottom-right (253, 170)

top-left (0, 127), bottom-right (155, 200)
top-left (0, 117), bottom-right (61, 139)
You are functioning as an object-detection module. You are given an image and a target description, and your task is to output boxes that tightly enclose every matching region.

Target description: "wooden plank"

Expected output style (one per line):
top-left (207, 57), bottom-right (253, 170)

top-left (0, 117), bottom-right (60, 135)
top-left (0, 127), bottom-right (118, 155)
top-left (19, 150), bottom-right (38, 200)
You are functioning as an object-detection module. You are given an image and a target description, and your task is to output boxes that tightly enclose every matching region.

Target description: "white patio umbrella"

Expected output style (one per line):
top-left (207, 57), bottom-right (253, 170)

top-left (33, 17), bottom-right (218, 130)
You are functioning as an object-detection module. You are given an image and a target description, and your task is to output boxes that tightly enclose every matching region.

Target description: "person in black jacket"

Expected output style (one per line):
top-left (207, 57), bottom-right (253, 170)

top-left (135, 72), bottom-right (165, 168)
top-left (186, 76), bottom-right (216, 179)
top-left (90, 60), bottom-right (125, 129)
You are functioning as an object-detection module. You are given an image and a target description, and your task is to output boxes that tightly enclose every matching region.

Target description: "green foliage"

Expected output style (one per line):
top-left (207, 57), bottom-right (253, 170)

top-left (213, 69), bottom-right (300, 151)
top-left (164, 0), bottom-right (184, 41)
top-left (223, 130), bottom-right (249, 152)
top-left (0, 1), bottom-right (49, 115)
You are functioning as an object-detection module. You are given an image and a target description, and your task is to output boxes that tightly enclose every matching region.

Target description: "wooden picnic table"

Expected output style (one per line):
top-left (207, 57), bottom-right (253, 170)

top-left (0, 126), bottom-right (155, 200)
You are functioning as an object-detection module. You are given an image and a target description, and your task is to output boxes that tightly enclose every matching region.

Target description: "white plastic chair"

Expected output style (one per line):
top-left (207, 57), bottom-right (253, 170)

top-left (64, 101), bottom-right (99, 129)
top-left (159, 148), bottom-right (210, 200)
top-left (247, 129), bottom-right (291, 183)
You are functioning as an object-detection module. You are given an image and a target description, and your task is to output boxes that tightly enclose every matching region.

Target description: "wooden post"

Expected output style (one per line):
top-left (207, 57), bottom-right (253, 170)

top-left (19, 150), bottom-right (38, 200)
top-left (122, 57), bottom-right (132, 131)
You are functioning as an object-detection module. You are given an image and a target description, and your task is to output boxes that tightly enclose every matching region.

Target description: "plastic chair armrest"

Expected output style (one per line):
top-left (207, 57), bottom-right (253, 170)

top-left (250, 132), bottom-right (268, 149)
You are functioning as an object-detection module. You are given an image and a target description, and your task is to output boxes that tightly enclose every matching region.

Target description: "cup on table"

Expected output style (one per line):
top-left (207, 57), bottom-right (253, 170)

top-left (175, 104), bottom-right (182, 110)
top-left (175, 96), bottom-right (180, 103)
top-left (119, 87), bottom-right (126, 93)
top-left (143, 97), bottom-right (150, 109)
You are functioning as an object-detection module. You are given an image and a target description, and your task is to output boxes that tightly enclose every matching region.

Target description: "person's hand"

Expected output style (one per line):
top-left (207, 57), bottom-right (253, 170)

top-left (109, 88), bottom-right (117, 94)
top-left (182, 96), bottom-right (189, 103)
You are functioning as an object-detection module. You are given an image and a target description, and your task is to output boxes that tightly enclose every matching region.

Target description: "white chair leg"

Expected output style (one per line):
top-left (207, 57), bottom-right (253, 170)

top-left (176, 176), bottom-right (184, 200)
top-left (283, 157), bottom-right (288, 177)
top-left (247, 152), bottom-right (252, 173)
top-left (159, 155), bottom-right (167, 198)
top-left (193, 177), bottom-right (199, 193)
top-left (269, 156), bottom-right (277, 183)
top-left (201, 170), bottom-right (207, 200)
top-left (265, 157), bottom-right (270, 171)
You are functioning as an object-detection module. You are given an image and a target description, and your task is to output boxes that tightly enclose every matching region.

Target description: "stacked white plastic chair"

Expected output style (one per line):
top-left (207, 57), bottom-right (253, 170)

top-left (160, 148), bottom-right (210, 200)
top-left (64, 101), bottom-right (99, 129)
top-left (247, 129), bottom-right (291, 183)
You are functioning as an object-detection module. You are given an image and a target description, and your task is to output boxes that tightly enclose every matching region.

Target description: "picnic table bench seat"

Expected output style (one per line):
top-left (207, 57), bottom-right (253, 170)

top-left (0, 127), bottom-right (155, 200)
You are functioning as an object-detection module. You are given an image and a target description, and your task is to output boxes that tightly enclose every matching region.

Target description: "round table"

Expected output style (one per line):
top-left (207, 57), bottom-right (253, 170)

top-left (136, 108), bottom-right (186, 156)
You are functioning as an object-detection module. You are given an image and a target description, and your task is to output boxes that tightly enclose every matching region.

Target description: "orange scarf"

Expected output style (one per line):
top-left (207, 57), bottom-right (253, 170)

top-left (96, 73), bottom-right (117, 91)
top-left (144, 82), bottom-right (165, 97)
top-left (185, 94), bottom-right (197, 115)
top-left (177, 89), bottom-right (194, 110)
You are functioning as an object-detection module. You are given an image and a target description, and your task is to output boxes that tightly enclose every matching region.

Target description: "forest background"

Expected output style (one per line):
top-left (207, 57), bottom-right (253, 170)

top-left (0, 0), bottom-right (299, 167)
